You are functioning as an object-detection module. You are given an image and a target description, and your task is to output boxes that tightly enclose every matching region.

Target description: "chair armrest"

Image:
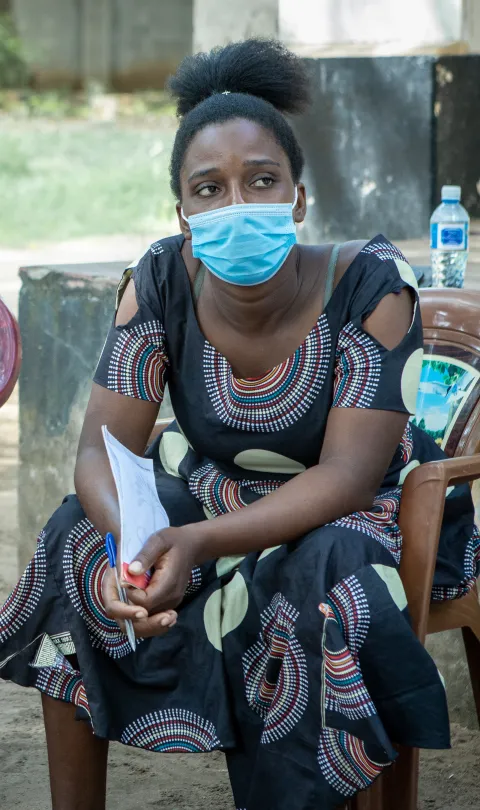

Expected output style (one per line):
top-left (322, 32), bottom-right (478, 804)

top-left (428, 454), bottom-right (480, 488)
top-left (398, 453), bottom-right (480, 642)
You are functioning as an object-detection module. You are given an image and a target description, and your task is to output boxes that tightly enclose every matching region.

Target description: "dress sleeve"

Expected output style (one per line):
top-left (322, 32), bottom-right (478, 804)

top-left (332, 239), bottom-right (423, 415)
top-left (93, 250), bottom-right (169, 402)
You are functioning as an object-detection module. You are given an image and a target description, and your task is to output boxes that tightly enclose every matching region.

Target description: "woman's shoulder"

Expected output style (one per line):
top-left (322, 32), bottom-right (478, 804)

top-left (130, 233), bottom-right (184, 274)
top-left (334, 239), bottom-right (370, 288)
top-left (335, 234), bottom-right (415, 286)
top-left (323, 234), bottom-right (419, 324)
top-left (130, 233), bottom-right (185, 290)
top-left (113, 233), bottom-right (186, 321)
top-left (333, 234), bottom-right (419, 298)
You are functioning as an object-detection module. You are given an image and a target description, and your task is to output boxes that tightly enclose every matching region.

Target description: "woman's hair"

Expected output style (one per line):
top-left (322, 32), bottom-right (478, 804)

top-left (167, 39), bottom-right (311, 200)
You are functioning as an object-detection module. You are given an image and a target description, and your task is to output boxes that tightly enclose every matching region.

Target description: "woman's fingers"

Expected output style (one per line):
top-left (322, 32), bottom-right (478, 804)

top-left (103, 564), bottom-right (180, 636)
top-left (126, 586), bottom-right (149, 609)
top-left (128, 530), bottom-right (167, 576)
top-left (102, 568), bottom-right (148, 622)
top-left (118, 610), bottom-right (178, 639)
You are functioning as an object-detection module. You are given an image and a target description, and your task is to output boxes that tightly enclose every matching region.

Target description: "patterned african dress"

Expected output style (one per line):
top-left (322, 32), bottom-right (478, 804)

top-left (1, 234), bottom-right (479, 810)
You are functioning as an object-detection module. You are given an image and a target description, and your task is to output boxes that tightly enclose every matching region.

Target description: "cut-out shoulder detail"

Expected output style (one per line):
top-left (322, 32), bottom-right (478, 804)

top-left (115, 278), bottom-right (139, 327)
top-left (363, 289), bottom-right (414, 351)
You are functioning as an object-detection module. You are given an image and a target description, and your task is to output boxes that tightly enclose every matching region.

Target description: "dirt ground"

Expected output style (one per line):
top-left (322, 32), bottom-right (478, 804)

top-left (1, 238), bottom-right (480, 808)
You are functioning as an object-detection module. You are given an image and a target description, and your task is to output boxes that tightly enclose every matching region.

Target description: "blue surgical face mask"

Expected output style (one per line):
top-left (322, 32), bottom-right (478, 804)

top-left (181, 189), bottom-right (298, 286)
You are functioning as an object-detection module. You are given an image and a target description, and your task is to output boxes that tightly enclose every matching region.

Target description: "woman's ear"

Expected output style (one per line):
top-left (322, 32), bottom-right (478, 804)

top-left (176, 202), bottom-right (192, 240)
top-left (293, 183), bottom-right (307, 224)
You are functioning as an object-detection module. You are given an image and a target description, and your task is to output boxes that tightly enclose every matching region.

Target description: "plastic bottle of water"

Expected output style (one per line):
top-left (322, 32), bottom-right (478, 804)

top-left (430, 185), bottom-right (469, 288)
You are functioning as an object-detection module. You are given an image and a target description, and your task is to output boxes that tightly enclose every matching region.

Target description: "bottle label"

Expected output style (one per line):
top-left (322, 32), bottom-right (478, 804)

top-left (431, 222), bottom-right (468, 250)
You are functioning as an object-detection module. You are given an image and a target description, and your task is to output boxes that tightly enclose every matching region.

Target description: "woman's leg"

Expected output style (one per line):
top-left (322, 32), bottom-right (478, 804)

top-left (42, 694), bottom-right (108, 810)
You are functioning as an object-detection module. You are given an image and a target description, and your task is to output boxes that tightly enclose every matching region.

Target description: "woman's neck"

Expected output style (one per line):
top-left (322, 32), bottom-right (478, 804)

top-left (184, 241), bottom-right (303, 336)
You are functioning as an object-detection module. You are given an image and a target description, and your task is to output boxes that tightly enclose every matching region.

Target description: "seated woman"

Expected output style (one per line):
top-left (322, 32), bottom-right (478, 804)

top-left (1, 39), bottom-right (479, 810)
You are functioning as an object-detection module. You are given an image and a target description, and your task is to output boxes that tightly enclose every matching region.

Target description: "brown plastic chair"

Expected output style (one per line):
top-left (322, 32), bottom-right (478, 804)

top-left (347, 289), bottom-right (480, 810)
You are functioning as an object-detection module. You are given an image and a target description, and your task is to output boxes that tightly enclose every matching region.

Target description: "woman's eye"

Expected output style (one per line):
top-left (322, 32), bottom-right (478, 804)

top-left (252, 177), bottom-right (275, 188)
top-left (197, 185), bottom-right (218, 197)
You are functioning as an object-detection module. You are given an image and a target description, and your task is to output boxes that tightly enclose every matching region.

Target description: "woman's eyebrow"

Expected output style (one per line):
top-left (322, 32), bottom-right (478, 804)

top-left (243, 159), bottom-right (281, 168)
top-left (187, 167), bottom-right (218, 183)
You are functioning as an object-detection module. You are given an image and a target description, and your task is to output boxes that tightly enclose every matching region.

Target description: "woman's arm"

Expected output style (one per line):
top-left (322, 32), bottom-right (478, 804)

top-left (128, 288), bottom-right (414, 611)
top-left (74, 281), bottom-right (160, 537)
top-left (74, 384), bottom-right (159, 538)
top-left (75, 281), bottom-right (178, 635)
top-left (190, 408), bottom-right (408, 561)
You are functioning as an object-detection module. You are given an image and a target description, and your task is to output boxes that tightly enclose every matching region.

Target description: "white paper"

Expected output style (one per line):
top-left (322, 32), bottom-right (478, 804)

top-left (102, 426), bottom-right (169, 568)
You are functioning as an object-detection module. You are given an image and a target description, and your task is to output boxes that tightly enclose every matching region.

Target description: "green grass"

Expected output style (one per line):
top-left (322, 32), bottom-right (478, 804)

top-left (0, 116), bottom-right (178, 246)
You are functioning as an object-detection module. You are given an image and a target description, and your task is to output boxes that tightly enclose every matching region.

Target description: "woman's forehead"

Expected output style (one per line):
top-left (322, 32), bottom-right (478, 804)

top-left (182, 119), bottom-right (287, 172)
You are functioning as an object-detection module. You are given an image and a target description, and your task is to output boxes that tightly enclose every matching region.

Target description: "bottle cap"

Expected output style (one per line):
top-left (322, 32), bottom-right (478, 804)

top-left (441, 185), bottom-right (461, 201)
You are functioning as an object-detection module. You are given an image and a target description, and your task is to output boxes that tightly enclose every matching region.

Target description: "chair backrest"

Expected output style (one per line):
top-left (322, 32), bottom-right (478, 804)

top-left (0, 296), bottom-right (22, 408)
top-left (398, 290), bottom-right (480, 642)
top-left (415, 289), bottom-right (480, 459)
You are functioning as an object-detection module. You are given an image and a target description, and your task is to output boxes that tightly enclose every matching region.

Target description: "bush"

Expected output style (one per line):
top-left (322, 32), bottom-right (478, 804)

top-left (0, 12), bottom-right (29, 88)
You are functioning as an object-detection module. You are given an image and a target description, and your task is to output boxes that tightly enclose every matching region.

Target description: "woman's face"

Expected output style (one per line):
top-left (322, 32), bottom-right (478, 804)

top-left (177, 118), bottom-right (306, 234)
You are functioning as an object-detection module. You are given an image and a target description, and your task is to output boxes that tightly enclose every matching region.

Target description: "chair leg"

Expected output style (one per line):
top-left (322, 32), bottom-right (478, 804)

top-left (382, 746), bottom-right (419, 810)
top-left (348, 773), bottom-right (384, 810)
top-left (462, 626), bottom-right (480, 728)
top-left (345, 745), bottom-right (418, 810)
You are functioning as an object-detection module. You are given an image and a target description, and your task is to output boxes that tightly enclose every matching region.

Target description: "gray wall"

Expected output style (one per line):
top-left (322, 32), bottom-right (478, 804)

top-left (193, 0), bottom-right (278, 51)
top-left (12, 0), bottom-right (193, 89)
top-left (18, 264), bottom-right (121, 567)
top-left (294, 55), bottom-right (480, 243)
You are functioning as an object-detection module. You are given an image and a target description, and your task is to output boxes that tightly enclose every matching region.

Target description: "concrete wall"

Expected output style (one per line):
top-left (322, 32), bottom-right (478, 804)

top-left (294, 53), bottom-right (480, 243)
top-left (280, 0), bottom-right (480, 56)
top-left (193, 0), bottom-right (480, 57)
top-left (294, 56), bottom-right (435, 243)
top-left (193, 0), bottom-right (278, 52)
top-left (13, 0), bottom-right (81, 87)
top-left (12, 0), bottom-right (193, 89)
top-left (12, 0), bottom-right (480, 89)
top-left (280, 0), bottom-right (465, 55)
top-left (18, 264), bottom-right (121, 568)
top-left (112, 0), bottom-right (193, 91)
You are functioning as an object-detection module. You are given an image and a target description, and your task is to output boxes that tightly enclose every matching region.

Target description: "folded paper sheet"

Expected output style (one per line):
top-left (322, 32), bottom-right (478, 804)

top-left (102, 426), bottom-right (169, 589)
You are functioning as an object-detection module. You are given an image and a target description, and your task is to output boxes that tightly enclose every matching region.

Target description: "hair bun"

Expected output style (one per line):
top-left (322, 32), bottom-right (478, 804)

top-left (168, 38), bottom-right (311, 117)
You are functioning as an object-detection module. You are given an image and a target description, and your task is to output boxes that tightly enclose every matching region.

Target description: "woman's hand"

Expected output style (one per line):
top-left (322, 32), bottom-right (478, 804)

top-left (102, 566), bottom-right (178, 638)
top-left (126, 525), bottom-right (202, 615)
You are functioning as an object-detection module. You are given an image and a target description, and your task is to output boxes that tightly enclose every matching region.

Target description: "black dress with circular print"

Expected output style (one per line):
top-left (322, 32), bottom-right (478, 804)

top-left (1, 234), bottom-right (479, 810)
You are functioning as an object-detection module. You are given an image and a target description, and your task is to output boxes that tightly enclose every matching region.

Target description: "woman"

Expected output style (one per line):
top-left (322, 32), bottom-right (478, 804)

top-left (1, 39), bottom-right (478, 810)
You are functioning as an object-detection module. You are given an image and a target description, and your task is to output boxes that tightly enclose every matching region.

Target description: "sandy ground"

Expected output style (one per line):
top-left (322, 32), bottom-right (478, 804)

top-left (1, 236), bottom-right (480, 808)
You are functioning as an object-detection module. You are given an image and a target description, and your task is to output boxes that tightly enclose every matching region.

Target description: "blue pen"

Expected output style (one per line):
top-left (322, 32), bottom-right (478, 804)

top-left (105, 532), bottom-right (136, 652)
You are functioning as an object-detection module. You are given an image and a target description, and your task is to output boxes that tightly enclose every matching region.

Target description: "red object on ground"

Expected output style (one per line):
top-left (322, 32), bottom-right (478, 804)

top-left (0, 296), bottom-right (22, 408)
